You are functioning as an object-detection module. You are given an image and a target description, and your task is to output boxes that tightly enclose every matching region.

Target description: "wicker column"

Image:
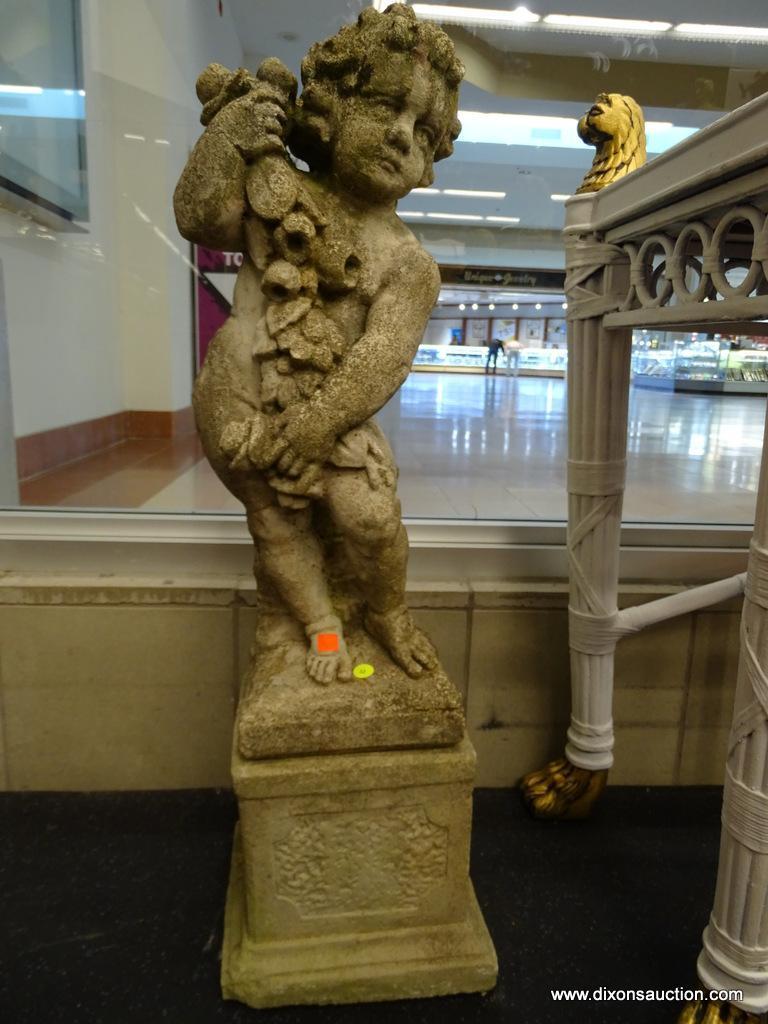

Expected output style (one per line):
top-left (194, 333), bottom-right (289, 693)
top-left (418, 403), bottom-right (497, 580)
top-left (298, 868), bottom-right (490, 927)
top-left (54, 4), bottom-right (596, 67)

top-left (563, 196), bottom-right (632, 771)
top-left (698, 402), bottom-right (768, 1013)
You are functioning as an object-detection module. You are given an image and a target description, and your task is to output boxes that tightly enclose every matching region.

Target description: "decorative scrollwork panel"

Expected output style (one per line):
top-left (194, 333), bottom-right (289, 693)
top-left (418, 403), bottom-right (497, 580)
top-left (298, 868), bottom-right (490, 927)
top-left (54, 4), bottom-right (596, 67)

top-left (567, 203), bottom-right (768, 323)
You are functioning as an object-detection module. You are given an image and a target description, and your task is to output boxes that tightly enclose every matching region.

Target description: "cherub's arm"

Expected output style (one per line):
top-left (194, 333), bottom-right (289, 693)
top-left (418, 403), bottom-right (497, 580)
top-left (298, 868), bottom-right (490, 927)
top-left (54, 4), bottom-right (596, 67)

top-left (278, 248), bottom-right (441, 464)
top-left (173, 62), bottom-right (295, 251)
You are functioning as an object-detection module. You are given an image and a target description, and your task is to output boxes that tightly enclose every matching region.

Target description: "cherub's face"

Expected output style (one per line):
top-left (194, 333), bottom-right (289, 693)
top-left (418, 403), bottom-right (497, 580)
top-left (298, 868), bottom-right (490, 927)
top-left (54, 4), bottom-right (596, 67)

top-left (328, 53), bottom-right (453, 204)
top-left (579, 93), bottom-right (622, 143)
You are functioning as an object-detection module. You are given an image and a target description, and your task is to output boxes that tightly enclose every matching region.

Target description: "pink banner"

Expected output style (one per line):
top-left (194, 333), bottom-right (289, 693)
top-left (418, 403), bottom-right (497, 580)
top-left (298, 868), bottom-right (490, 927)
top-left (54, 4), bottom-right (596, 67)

top-left (194, 245), bottom-right (242, 370)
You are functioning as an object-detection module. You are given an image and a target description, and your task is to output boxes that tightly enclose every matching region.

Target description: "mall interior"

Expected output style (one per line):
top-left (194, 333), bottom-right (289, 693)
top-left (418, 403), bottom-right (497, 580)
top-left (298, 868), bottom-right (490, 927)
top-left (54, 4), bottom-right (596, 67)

top-left (3, 2), bottom-right (768, 1022)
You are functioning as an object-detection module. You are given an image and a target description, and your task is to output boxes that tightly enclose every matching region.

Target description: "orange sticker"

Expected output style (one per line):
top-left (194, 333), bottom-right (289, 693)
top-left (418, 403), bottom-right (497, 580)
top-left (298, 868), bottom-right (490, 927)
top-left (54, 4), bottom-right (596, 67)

top-left (316, 632), bottom-right (339, 654)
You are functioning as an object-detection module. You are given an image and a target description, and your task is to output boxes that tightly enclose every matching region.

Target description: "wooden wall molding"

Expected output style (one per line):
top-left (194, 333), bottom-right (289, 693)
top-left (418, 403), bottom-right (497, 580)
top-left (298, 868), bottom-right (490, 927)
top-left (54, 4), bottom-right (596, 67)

top-left (15, 406), bottom-right (195, 480)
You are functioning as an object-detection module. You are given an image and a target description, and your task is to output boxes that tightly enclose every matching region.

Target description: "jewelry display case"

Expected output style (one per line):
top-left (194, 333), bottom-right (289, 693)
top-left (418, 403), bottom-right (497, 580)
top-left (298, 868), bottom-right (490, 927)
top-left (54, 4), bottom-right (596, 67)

top-left (632, 333), bottom-right (768, 393)
top-left (413, 343), bottom-right (567, 376)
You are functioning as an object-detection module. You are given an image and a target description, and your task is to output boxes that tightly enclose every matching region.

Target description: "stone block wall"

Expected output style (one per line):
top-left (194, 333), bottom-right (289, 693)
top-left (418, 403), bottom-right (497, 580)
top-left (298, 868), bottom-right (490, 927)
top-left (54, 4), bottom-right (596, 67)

top-left (0, 575), bottom-right (740, 790)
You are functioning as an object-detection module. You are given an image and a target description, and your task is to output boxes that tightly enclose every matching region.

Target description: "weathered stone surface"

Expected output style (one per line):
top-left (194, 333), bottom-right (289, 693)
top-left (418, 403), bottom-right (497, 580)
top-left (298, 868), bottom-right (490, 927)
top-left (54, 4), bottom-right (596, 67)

top-left (174, 4), bottom-right (465, 695)
top-left (237, 622), bottom-right (465, 759)
top-left (222, 737), bottom-right (497, 1007)
top-left (176, 6), bottom-right (497, 1009)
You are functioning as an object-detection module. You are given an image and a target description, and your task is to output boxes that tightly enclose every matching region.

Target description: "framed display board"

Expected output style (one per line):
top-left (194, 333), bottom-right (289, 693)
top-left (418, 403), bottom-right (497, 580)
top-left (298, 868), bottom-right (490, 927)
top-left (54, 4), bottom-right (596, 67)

top-left (546, 317), bottom-right (567, 345)
top-left (520, 318), bottom-right (545, 343)
top-left (466, 318), bottom-right (490, 344)
top-left (492, 318), bottom-right (518, 340)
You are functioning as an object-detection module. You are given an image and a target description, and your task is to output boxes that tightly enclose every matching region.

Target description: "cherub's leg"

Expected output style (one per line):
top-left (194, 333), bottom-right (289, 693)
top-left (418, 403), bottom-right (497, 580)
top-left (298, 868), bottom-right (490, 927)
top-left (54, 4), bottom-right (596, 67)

top-left (246, 498), bottom-right (351, 684)
top-left (323, 462), bottom-right (437, 678)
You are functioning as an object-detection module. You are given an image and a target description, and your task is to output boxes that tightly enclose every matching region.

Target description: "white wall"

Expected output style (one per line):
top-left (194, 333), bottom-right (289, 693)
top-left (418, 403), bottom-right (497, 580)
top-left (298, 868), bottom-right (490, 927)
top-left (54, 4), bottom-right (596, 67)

top-left (0, 198), bottom-right (122, 437)
top-left (88, 0), bottom-right (244, 414)
top-left (1, 0), bottom-right (243, 437)
top-left (422, 319), bottom-right (463, 346)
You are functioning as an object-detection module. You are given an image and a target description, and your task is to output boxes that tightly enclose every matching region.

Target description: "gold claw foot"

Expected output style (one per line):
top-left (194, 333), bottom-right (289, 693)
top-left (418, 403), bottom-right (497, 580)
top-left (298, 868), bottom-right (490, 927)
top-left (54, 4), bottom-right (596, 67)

top-left (520, 756), bottom-right (608, 820)
top-left (678, 999), bottom-right (766, 1023)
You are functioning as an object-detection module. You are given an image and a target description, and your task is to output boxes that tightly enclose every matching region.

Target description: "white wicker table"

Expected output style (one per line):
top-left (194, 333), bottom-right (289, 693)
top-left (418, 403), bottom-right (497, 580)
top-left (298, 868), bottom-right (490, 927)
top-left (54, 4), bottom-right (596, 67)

top-left (563, 92), bottom-right (768, 1013)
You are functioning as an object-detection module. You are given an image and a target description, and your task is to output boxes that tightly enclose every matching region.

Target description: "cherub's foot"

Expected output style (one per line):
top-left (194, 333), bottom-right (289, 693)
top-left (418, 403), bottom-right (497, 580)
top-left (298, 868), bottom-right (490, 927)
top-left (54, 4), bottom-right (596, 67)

top-left (520, 756), bottom-right (608, 820)
top-left (304, 615), bottom-right (352, 686)
top-left (678, 999), bottom-right (765, 1023)
top-left (365, 605), bottom-right (438, 678)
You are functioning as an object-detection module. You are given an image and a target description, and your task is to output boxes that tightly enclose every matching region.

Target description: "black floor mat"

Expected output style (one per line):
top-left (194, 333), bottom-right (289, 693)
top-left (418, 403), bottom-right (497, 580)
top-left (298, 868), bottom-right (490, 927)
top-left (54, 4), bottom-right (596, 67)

top-left (0, 787), bottom-right (724, 1024)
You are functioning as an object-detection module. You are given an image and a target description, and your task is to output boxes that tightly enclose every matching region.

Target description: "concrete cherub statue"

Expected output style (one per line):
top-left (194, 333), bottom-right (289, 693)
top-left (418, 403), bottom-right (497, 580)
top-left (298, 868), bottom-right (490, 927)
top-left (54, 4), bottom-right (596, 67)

top-left (174, 4), bottom-right (463, 687)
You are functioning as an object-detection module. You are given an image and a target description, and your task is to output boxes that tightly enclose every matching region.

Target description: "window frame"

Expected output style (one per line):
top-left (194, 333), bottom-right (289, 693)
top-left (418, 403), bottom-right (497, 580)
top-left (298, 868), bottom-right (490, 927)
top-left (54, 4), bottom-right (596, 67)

top-left (0, 509), bottom-right (751, 583)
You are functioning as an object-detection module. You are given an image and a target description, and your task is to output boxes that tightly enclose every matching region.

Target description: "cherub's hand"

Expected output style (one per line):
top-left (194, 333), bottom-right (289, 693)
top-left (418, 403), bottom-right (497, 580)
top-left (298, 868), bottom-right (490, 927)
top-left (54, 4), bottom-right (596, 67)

top-left (277, 404), bottom-right (338, 465)
top-left (219, 413), bottom-right (287, 471)
top-left (196, 59), bottom-right (297, 160)
top-left (365, 440), bottom-right (396, 491)
top-left (267, 462), bottom-right (323, 503)
top-left (268, 462), bottom-right (322, 491)
top-left (274, 447), bottom-right (310, 477)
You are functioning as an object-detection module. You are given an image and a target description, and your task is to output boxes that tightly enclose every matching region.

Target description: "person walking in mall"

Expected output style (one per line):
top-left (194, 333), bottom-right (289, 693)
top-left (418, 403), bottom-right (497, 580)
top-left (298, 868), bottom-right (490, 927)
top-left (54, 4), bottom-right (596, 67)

top-left (485, 336), bottom-right (503, 374)
top-left (503, 337), bottom-right (524, 377)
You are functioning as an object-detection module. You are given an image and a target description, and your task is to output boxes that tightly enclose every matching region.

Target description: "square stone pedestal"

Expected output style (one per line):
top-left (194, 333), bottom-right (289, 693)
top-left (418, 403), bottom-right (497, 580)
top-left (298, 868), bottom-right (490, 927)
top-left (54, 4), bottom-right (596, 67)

top-left (222, 736), bottom-right (497, 1008)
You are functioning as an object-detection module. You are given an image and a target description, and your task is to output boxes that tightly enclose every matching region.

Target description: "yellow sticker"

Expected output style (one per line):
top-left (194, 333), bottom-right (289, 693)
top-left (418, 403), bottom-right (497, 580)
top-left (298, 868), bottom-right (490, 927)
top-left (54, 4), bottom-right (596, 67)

top-left (353, 663), bottom-right (375, 679)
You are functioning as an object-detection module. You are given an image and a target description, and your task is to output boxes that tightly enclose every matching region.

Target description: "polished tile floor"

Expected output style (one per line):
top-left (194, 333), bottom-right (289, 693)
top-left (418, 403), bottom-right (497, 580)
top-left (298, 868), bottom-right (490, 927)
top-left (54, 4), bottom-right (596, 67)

top-left (17, 373), bottom-right (766, 525)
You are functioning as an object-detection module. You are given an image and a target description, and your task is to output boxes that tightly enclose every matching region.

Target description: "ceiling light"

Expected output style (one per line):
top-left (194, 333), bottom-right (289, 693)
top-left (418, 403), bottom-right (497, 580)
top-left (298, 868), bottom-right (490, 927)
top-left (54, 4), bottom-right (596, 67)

top-left (0, 84), bottom-right (44, 94)
top-left (411, 5), bottom-right (540, 28)
top-left (562, 302), bottom-right (568, 310)
top-left (472, 303), bottom-right (479, 310)
top-left (459, 111), bottom-right (697, 154)
top-left (489, 303), bottom-right (496, 310)
top-left (535, 303), bottom-right (542, 310)
top-left (674, 22), bottom-right (768, 40)
top-left (459, 303), bottom-right (466, 310)
top-left (486, 215), bottom-right (520, 223)
top-left (426, 212), bottom-right (484, 221)
top-left (400, 211), bottom-right (425, 217)
top-left (551, 194), bottom-right (571, 201)
top-left (544, 14), bottom-right (671, 33)
top-left (124, 133), bottom-right (145, 141)
top-left (413, 187), bottom-right (507, 197)
top-left (443, 188), bottom-right (506, 198)
top-left (512, 303), bottom-right (519, 310)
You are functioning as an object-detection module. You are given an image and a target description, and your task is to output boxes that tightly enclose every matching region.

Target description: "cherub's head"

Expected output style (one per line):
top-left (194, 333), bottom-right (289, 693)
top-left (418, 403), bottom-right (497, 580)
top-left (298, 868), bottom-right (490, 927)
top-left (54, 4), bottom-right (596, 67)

top-left (290, 3), bottom-right (463, 203)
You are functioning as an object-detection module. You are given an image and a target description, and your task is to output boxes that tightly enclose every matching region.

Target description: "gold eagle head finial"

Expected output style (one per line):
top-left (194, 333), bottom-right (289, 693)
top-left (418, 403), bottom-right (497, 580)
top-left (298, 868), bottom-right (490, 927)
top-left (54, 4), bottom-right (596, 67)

top-left (576, 92), bottom-right (646, 194)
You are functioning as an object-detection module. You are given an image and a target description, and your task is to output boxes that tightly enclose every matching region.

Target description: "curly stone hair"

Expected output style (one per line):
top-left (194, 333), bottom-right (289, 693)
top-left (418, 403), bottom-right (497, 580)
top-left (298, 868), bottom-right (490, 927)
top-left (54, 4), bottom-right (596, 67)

top-left (289, 3), bottom-right (464, 174)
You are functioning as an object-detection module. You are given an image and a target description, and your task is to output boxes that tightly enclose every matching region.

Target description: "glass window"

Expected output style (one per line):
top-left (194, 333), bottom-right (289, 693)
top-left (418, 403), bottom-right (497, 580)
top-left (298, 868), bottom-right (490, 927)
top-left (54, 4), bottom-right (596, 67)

top-left (1, 0), bottom-right (767, 527)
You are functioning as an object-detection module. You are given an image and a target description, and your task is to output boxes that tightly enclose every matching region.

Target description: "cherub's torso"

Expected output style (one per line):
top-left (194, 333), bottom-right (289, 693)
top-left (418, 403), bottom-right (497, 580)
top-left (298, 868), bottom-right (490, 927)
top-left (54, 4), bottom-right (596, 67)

top-left (196, 158), bottom-right (432, 456)
top-left (247, 163), bottom-right (422, 345)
